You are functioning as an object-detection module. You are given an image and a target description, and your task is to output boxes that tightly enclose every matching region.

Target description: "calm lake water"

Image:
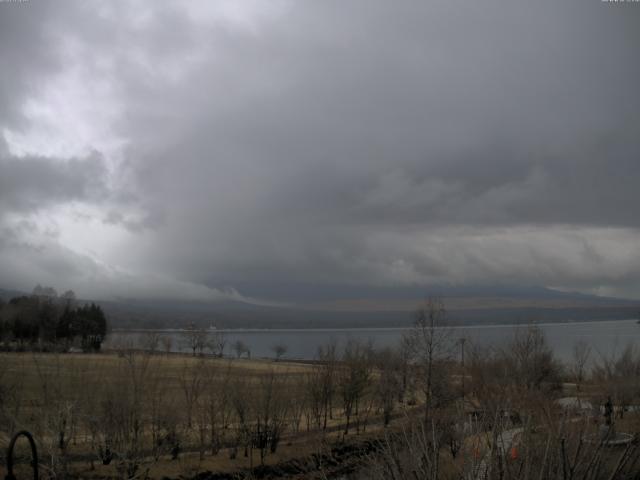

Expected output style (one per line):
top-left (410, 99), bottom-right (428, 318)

top-left (107, 319), bottom-right (640, 363)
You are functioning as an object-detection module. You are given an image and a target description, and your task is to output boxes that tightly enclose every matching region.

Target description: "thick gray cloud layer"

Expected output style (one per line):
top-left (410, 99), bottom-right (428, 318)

top-left (0, 146), bottom-right (106, 213)
top-left (0, 0), bottom-right (639, 301)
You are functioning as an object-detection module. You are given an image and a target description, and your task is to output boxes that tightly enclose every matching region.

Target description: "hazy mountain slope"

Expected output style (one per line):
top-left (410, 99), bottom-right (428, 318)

top-left (99, 286), bottom-right (640, 330)
top-left (0, 288), bottom-right (27, 301)
top-left (2, 285), bottom-right (638, 329)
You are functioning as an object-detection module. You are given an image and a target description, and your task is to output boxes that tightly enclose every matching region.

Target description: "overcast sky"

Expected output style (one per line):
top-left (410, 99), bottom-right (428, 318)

top-left (0, 0), bottom-right (639, 303)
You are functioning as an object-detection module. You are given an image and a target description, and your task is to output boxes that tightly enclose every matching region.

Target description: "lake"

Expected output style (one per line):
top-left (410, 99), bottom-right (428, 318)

top-left (106, 319), bottom-right (640, 364)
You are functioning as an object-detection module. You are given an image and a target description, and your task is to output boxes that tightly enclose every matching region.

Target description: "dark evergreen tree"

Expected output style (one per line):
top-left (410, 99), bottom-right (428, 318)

top-left (38, 298), bottom-right (59, 342)
top-left (9, 296), bottom-right (40, 344)
top-left (56, 305), bottom-right (75, 341)
top-left (1, 289), bottom-right (108, 351)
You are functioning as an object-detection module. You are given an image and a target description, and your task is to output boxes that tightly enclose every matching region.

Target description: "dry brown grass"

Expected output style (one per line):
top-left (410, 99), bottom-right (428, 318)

top-left (0, 351), bottom-right (400, 479)
top-left (0, 352), bottom-right (311, 414)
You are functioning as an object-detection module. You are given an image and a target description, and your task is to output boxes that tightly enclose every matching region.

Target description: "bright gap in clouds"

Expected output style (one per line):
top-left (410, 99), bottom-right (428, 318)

top-left (0, 0), bottom-right (295, 302)
top-left (3, 60), bottom-right (124, 161)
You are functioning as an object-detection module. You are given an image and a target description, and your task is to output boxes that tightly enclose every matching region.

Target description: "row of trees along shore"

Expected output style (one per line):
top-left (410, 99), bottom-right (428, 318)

top-left (1, 298), bottom-right (639, 479)
top-left (0, 285), bottom-right (108, 351)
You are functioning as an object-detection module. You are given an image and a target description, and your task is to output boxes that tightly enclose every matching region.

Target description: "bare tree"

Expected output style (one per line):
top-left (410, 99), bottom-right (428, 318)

top-left (317, 340), bottom-right (338, 429)
top-left (160, 335), bottom-right (173, 355)
top-left (571, 340), bottom-right (592, 394)
top-left (405, 297), bottom-right (453, 423)
top-left (287, 375), bottom-right (307, 433)
top-left (146, 356), bottom-right (177, 461)
top-left (233, 339), bottom-right (249, 359)
top-left (592, 343), bottom-right (640, 420)
top-left (338, 339), bottom-right (373, 435)
top-left (508, 325), bottom-right (560, 391)
top-left (271, 342), bottom-right (288, 361)
top-left (396, 337), bottom-right (412, 404)
top-left (305, 367), bottom-right (325, 430)
top-left (207, 330), bottom-right (226, 358)
top-left (139, 331), bottom-right (161, 353)
top-left (179, 359), bottom-right (205, 429)
top-left (229, 376), bottom-right (252, 462)
top-left (97, 351), bottom-right (153, 479)
top-left (374, 348), bottom-right (400, 427)
top-left (31, 354), bottom-right (87, 477)
top-left (182, 323), bottom-right (209, 357)
top-left (194, 360), bottom-right (233, 458)
top-left (252, 369), bottom-right (290, 464)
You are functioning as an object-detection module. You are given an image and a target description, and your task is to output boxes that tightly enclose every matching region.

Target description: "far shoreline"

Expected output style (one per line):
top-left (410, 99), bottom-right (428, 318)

top-left (111, 317), bottom-right (640, 334)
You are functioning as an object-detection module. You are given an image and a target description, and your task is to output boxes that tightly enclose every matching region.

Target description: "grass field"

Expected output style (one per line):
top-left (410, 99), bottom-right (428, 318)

top-left (0, 351), bottom-right (402, 479)
top-left (3, 337), bottom-right (638, 480)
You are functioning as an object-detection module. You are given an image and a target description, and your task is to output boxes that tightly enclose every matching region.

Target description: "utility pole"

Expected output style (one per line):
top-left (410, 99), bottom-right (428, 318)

top-left (459, 337), bottom-right (466, 405)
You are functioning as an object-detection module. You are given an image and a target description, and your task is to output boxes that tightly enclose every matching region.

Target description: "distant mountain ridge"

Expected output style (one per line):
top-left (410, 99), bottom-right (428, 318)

top-left (2, 285), bottom-right (638, 330)
top-left (0, 288), bottom-right (28, 301)
top-left (97, 286), bottom-right (640, 330)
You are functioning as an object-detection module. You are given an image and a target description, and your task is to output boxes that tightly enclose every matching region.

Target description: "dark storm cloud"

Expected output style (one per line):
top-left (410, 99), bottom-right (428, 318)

top-left (1, 0), bottom-right (639, 300)
top-left (0, 147), bottom-right (107, 214)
